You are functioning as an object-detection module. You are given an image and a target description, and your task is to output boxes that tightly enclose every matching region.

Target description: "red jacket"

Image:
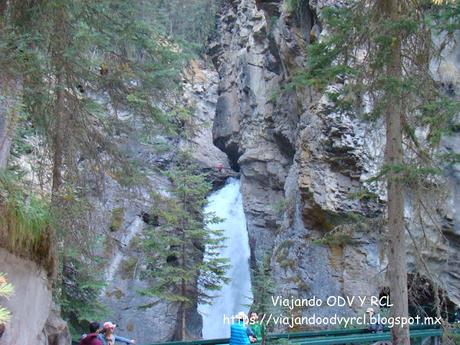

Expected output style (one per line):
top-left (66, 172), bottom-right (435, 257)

top-left (79, 333), bottom-right (103, 345)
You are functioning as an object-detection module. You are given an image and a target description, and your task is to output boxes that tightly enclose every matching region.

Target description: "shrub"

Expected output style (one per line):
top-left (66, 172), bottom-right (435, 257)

top-left (109, 207), bottom-right (124, 232)
top-left (0, 170), bottom-right (54, 276)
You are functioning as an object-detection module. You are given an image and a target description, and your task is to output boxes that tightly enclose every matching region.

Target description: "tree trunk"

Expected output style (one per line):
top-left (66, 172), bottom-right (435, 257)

top-left (181, 301), bottom-right (186, 340)
top-left (0, 0), bottom-right (7, 20)
top-left (382, 0), bottom-right (410, 344)
top-left (180, 237), bottom-right (187, 340)
top-left (51, 71), bottom-right (66, 197)
top-left (0, 110), bottom-right (12, 169)
top-left (51, 8), bottom-right (68, 200)
top-left (0, 78), bottom-right (20, 169)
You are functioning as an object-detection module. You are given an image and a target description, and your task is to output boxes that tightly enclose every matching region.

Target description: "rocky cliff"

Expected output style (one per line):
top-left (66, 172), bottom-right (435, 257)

top-left (209, 0), bottom-right (460, 325)
top-left (98, 59), bottom-right (231, 343)
top-left (0, 249), bottom-right (70, 345)
top-left (0, 59), bottom-right (229, 344)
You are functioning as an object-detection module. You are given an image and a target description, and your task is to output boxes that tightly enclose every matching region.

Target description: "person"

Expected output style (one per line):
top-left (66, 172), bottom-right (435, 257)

top-left (79, 322), bottom-right (103, 345)
top-left (366, 307), bottom-right (384, 333)
top-left (230, 312), bottom-right (253, 345)
top-left (248, 312), bottom-right (264, 343)
top-left (98, 322), bottom-right (136, 345)
top-left (247, 324), bottom-right (256, 343)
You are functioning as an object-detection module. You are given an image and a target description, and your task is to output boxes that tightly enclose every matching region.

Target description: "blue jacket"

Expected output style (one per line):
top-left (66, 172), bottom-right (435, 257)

top-left (97, 334), bottom-right (132, 345)
top-left (230, 320), bottom-right (250, 345)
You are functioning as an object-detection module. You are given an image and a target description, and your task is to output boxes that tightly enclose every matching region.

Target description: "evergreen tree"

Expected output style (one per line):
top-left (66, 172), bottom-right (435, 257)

top-left (0, 0), bottom-right (187, 199)
top-left (150, 0), bottom-right (220, 54)
top-left (251, 254), bottom-right (277, 338)
top-left (295, 1), bottom-right (460, 343)
top-left (0, 0), bottom-right (222, 336)
top-left (142, 153), bottom-right (229, 340)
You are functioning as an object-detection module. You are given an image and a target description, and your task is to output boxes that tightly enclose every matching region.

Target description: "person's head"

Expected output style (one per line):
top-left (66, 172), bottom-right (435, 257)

top-left (366, 307), bottom-right (375, 317)
top-left (249, 312), bottom-right (258, 321)
top-left (103, 321), bottom-right (117, 335)
top-left (89, 321), bottom-right (101, 334)
top-left (236, 311), bottom-right (247, 323)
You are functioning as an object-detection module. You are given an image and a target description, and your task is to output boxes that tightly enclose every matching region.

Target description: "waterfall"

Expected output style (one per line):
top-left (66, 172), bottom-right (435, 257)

top-left (198, 178), bottom-right (253, 339)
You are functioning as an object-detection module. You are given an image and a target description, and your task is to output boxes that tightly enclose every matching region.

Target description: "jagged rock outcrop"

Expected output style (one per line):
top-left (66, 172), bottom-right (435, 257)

top-left (0, 249), bottom-right (70, 345)
top-left (41, 303), bottom-right (72, 345)
top-left (209, 0), bottom-right (297, 264)
top-left (181, 60), bottom-right (234, 188)
top-left (210, 0), bottom-right (460, 326)
top-left (97, 175), bottom-right (179, 343)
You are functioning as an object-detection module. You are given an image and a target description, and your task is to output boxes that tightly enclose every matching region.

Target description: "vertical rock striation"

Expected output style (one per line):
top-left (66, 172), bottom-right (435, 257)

top-left (210, 0), bottom-right (460, 326)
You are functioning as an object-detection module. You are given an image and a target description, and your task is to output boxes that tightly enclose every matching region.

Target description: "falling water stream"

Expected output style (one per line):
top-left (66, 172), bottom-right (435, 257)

top-left (198, 178), bottom-right (253, 339)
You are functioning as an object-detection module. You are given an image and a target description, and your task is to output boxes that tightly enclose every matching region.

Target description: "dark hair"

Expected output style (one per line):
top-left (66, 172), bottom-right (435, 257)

top-left (89, 321), bottom-right (101, 333)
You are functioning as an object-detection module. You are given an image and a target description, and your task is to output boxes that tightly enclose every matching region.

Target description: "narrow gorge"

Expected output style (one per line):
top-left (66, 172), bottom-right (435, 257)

top-left (0, 1), bottom-right (460, 345)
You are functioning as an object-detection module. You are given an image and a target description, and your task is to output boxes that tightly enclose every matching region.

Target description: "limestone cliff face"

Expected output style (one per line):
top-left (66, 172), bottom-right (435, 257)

top-left (0, 249), bottom-right (71, 345)
top-left (210, 0), bottom-right (460, 324)
top-left (209, 0), bottom-right (299, 264)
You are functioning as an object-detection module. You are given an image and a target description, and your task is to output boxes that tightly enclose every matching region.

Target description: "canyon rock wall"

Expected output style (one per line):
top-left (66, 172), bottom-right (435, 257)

top-left (210, 0), bottom-right (460, 326)
top-left (0, 60), bottom-right (228, 345)
top-left (0, 248), bottom-right (70, 345)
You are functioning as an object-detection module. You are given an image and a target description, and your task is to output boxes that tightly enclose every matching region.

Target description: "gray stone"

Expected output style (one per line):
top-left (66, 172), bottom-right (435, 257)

top-left (0, 249), bottom-right (70, 345)
top-left (211, 0), bottom-right (460, 330)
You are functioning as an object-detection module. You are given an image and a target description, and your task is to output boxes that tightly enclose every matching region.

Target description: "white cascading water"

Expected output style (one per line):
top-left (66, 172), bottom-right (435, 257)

top-left (198, 178), bottom-right (253, 339)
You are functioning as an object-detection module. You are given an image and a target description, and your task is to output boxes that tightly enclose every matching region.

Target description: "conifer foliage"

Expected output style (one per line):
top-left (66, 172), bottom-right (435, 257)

top-left (142, 153), bottom-right (229, 340)
top-left (0, 0), bottom-right (221, 337)
top-left (1, 0), bottom-right (187, 199)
